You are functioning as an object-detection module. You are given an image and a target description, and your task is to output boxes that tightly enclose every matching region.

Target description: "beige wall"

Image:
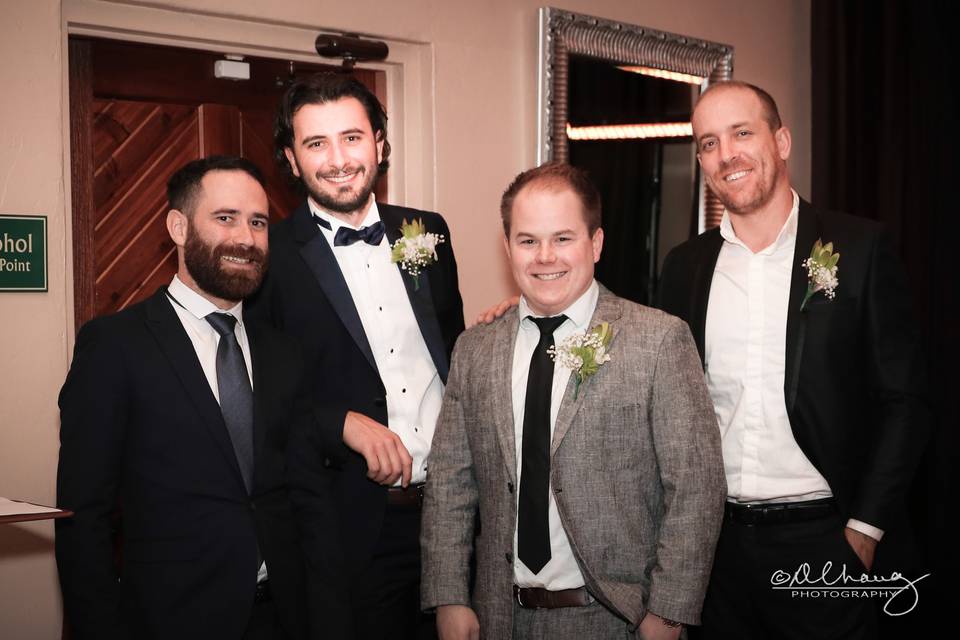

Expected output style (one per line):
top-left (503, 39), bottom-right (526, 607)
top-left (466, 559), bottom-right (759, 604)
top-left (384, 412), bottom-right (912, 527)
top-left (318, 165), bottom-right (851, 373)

top-left (0, 0), bottom-right (809, 636)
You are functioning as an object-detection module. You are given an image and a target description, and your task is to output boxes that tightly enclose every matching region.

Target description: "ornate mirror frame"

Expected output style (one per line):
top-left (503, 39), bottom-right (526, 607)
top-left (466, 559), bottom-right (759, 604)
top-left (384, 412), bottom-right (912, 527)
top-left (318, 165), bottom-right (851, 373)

top-left (537, 7), bottom-right (734, 230)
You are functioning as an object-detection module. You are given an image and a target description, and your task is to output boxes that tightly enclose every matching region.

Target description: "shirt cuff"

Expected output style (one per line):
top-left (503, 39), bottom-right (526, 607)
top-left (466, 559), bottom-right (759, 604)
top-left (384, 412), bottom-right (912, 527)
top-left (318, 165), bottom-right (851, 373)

top-left (846, 518), bottom-right (884, 541)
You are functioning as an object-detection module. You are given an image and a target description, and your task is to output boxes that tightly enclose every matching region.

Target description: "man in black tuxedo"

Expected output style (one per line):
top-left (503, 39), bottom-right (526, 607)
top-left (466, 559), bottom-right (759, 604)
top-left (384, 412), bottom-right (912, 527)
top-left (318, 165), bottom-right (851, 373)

top-left (247, 73), bottom-right (464, 639)
top-left (658, 81), bottom-right (928, 639)
top-left (56, 156), bottom-right (314, 640)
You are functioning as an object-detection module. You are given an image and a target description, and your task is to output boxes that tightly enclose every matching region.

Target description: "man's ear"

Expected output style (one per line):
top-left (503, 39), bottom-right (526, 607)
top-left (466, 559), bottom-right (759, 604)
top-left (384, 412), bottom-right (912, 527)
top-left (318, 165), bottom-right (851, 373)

top-left (167, 209), bottom-right (188, 248)
top-left (376, 132), bottom-right (385, 166)
top-left (591, 227), bottom-right (604, 263)
top-left (284, 147), bottom-right (301, 178)
top-left (775, 126), bottom-right (792, 161)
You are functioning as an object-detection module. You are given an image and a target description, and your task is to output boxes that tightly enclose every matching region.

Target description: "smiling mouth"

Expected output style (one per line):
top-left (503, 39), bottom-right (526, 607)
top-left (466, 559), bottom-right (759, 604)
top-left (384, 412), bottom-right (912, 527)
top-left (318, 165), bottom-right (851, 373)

top-left (221, 255), bottom-right (257, 268)
top-left (322, 170), bottom-right (362, 185)
top-left (724, 169), bottom-right (751, 182)
top-left (533, 271), bottom-right (567, 281)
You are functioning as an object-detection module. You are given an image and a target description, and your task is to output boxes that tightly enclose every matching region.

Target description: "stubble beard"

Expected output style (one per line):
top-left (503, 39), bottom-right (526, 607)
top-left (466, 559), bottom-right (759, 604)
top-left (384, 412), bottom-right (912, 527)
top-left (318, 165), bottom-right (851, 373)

top-left (304, 163), bottom-right (379, 216)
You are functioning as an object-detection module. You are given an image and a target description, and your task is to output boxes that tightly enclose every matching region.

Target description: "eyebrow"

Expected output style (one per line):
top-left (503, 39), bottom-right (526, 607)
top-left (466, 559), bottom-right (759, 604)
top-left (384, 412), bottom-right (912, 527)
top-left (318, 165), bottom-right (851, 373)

top-left (300, 128), bottom-right (366, 144)
top-left (697, 120), bottom-right (751, 143)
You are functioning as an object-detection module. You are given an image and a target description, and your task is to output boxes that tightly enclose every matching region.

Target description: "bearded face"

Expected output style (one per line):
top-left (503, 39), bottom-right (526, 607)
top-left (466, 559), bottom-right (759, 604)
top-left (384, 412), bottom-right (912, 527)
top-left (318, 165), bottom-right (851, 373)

top-left (183, 219), bottom-right (268, 302)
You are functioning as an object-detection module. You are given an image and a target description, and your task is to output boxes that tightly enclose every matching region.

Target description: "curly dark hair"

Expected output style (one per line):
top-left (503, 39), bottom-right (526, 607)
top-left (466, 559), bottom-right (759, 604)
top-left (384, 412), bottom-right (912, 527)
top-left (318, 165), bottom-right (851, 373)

top-left (274, 72), bottom-right (391, 180)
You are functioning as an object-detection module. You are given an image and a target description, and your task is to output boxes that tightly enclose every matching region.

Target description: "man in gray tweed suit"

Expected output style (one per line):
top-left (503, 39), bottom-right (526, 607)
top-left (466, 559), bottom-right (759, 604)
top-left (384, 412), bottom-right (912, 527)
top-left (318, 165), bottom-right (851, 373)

top-left (421, 163), bottom-right (726, 640)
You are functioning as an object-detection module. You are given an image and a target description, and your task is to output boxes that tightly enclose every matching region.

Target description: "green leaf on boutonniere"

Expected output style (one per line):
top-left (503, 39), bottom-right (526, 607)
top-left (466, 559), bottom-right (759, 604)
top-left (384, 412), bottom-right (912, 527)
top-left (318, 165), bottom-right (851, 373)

top-left (548, 321), bottom-right (613, 399)
top-left (801, 238), bottom-right (840, 311)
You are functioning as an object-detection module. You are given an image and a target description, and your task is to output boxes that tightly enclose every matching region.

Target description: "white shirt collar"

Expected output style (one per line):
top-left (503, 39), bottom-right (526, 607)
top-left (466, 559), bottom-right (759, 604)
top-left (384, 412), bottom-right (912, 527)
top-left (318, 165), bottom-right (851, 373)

top-left (719, 189), bottom-right (800, 255)
top-left (308, 197), bottom-right (381, 236)
top-left (168, 275), bottom-right (244, 324)
top-left (518, 279), bottom-right (599, 331)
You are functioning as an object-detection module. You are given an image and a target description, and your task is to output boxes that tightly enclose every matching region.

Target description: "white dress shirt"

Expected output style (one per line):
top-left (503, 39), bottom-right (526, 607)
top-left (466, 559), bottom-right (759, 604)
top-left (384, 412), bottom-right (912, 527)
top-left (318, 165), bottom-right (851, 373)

top-left (310, 199), bottom-right (443, 485)
top-left (511, 280), bottom-right (599, 589)
top-left (705, 191), bottom-right (882, 540)
top-left (166, 275), bottom-right (269, 580)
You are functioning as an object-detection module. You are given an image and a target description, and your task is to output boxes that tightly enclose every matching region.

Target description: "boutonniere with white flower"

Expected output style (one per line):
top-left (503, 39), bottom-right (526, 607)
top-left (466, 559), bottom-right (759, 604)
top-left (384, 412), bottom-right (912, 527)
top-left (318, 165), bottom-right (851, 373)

top-left (390, 218), bottom-right (445, 290)
top-left (547, 322), bottom-right (613, 400)
top-left (800, 238), bottom-right (839, 311)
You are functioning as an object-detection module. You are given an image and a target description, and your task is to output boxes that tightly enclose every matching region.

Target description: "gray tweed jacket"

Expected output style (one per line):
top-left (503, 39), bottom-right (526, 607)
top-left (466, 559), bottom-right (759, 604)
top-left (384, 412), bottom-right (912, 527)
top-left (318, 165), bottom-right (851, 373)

top-left (421, 285), bottom-right (725, 638)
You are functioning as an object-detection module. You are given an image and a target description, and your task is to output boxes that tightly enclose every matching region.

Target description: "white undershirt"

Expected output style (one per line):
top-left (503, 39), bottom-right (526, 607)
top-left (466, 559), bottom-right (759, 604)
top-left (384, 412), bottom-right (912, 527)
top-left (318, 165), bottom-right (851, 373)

top-left (511, 280), bottom-right (599, 589)
top-left (310, 199), bottom-right (443, 485)
top-left (166, 275), bottom-right (268, 580)
top-left (704, 191), bottom-right (882, 541)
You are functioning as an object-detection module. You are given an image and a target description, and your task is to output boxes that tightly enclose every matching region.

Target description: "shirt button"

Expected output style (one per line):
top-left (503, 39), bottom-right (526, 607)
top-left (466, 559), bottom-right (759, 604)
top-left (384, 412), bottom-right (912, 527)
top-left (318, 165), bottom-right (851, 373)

top-left (390, 348), bottom-right (395, 354)
top-left (402, 388), bottom-right (406, 393)
top-left (505, 552), bottom-right (513, 564)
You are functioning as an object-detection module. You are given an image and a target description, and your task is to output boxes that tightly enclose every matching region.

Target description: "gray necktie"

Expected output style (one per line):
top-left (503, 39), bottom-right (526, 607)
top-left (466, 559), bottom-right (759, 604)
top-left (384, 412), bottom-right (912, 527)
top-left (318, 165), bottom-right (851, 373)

top-left (206, 312), bottom-right (254, 494)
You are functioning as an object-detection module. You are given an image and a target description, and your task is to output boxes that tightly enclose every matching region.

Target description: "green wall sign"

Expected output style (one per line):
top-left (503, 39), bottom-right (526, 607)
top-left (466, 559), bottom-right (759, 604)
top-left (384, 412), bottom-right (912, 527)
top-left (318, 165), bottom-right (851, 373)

top-left (0, 215), bottom-right (47, 291)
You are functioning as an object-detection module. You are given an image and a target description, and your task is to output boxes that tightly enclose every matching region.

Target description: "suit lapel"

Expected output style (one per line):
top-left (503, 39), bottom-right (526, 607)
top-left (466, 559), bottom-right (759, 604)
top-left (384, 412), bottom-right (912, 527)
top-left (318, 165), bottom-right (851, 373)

top-left (551, 287), bottom-right (623, 456)
top-left (381, 205), bottom-right (450, 381)
top-left (689, 231), bottom-right (723, 365)
top-left (492, 309), bottom-right (522, 484)
top-left (784, 200), bottom-right (821, 413)
top-left (144, 289), bottom-right (247, 491)
top-left (246, 321), bottom-right (269, 488)
top-left (291, 203), bottom-right (379, 374)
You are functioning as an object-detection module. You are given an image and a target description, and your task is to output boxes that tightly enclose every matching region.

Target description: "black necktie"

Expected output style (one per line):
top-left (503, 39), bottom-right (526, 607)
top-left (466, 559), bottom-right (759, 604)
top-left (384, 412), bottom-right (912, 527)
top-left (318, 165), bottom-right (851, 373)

top-left (518, 314), bottom-right (567, 575)
top-left (206, 312), bottom-right (254, 494)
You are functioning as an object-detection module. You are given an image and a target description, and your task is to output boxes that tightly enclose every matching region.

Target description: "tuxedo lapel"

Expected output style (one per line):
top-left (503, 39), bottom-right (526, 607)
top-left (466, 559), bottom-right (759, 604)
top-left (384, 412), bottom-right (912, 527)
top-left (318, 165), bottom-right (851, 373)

top-left (784, 201), bottom-right (821, 413)
top-left (144, 289), bottom-right (247, 491)
top-left (688, 231), bottom-right (723, 365)
top-left (551, 287), bottom-right (623, 456)
top-left (291, 204), bottom-right (378, 374)
top-left (246, 321), bottom-right (269, 486)
top-left (382, 205), bottom-right (450, 381)
top-left (491, 309), bottom-right (521, 485)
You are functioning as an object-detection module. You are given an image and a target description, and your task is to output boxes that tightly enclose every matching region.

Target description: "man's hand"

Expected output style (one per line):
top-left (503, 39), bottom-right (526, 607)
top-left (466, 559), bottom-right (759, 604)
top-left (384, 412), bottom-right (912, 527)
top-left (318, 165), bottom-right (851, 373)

top-left (342, 411), bottom-right (412, 487)
top-left (637, 613), bottom-right (682, 640)
top-left (844, 526), bottom-right (878, 571)
top-left (436, 605), bottom-right (480, 640)
top-left (472, 295), bottom-right (519, 326)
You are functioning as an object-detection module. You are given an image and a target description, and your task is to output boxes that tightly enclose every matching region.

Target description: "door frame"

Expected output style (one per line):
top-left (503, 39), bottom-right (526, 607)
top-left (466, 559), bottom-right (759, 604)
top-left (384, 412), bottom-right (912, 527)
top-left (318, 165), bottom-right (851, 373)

top-left (61, 0), bottom-right (436, 331)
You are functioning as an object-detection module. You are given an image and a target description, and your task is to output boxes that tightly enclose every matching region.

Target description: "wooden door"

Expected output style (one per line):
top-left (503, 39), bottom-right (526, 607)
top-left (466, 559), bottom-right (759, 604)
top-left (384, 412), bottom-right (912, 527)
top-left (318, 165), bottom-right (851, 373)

top-left (69, 37), bottom-right (386, 326)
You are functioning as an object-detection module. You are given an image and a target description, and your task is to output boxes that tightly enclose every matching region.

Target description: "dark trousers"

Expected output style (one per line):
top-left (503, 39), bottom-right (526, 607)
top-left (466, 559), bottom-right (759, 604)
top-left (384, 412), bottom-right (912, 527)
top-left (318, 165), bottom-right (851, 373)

top-left (693, 511), bottom-right (878, 640)
top-left (243, 598), bottom-right (286, 640)
top-left (351, 501), bottom-right (437, 640)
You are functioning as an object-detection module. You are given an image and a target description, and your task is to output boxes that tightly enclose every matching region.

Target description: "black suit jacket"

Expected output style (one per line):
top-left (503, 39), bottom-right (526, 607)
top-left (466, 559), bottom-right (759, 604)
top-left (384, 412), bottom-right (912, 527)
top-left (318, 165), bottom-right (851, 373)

top-left (246, 202), bottom-right (464, 624)
top-left (56, 288), bottom-right (309, 640)
top-left (658, 199), bottom-right (928, 536)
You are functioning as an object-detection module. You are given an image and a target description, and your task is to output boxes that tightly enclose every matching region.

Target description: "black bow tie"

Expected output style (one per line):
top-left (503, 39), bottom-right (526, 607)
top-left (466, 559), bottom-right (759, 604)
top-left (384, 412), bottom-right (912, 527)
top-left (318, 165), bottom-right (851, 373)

top-left (312, 214), bottom-right (385, 247)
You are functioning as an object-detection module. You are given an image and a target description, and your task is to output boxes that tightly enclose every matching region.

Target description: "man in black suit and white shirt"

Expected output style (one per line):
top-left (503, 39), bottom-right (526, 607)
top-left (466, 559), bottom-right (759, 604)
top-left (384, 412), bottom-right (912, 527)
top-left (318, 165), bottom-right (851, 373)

top-left (57, 156), bottom-right (313, 639)
top-left (248, 73), bottom-right (464, 639)
top-left (658, 81), bottom-right (928, 639)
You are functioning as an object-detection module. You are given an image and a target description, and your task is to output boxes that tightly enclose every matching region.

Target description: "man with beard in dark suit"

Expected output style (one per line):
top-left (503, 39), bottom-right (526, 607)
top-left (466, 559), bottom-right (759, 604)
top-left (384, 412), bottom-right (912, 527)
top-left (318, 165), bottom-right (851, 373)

top-left (247, 73), bottom-right (464, 640)
top-left (57, 156), bottom-right (313, 639)
top-left (657, 81), bottom-right (928, 639)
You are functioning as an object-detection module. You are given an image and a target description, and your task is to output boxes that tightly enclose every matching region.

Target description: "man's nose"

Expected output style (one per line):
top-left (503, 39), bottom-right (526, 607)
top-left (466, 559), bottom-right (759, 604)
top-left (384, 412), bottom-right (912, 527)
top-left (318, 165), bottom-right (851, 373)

top-left (536, 242), bottom-right (556, 263)
top-left (233, 220), bottom-right (255, 246)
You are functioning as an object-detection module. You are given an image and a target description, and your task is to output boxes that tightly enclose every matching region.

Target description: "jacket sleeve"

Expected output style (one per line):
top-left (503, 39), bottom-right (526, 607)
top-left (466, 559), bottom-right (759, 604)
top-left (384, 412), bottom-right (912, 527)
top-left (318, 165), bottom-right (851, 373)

top-left (645, 318), bottom-right (726, 625)
top-left (420, 336), bottom-right (478, 610)
top-left (55, 319), bottom-right (131, 640)
top-left (849, 227), bottom-right (930, 530)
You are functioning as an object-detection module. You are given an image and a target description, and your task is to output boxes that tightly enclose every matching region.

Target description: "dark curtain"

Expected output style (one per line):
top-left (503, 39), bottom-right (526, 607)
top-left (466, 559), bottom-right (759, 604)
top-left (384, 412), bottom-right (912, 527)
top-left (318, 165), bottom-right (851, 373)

top-left (811, 1), bottom-right (955, 633)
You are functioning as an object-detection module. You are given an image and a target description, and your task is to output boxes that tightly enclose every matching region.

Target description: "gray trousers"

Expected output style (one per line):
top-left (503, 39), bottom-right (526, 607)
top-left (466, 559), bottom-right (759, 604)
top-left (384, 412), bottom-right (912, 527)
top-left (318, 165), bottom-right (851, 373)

top-left (511, 600), bottom-right (634, 640)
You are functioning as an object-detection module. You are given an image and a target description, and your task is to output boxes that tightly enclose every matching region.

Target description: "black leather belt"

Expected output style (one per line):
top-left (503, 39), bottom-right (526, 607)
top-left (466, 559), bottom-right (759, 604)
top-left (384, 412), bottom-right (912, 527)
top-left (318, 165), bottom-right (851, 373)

top-left (725, 497), bottom-right (837, 525)
top-left (387, 483), bottom-right (425, 508)
top-left (254, 580), bottom-right (272, 604)
top-left (514, 585), bottom-right (592, 609)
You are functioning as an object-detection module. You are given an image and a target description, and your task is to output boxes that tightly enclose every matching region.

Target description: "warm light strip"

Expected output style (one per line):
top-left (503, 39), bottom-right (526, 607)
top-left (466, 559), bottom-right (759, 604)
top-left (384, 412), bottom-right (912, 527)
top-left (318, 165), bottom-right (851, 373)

top-left (566, 122), bottom-right (693, 141)
top-left (617, 65), bottom-right (704, 85)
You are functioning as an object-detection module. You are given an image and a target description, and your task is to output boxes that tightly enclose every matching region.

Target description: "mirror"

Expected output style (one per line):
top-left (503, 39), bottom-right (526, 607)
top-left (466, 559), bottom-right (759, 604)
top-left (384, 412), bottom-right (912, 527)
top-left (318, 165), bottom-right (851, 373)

top-left (537, 8), bottom-right (733, 304)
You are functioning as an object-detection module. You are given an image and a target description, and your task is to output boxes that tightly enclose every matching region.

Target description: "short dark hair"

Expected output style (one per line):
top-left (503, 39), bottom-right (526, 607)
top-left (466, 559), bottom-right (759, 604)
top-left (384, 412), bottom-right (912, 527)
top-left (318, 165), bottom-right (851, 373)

top-left (500, 163), bottom-right (602, 236)
top-left (274, 72), bottom-right (391, 177)
top-left (697, 80), bottom-right (783, 131)
top-left (166, 155), bottom-right (266, 216)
